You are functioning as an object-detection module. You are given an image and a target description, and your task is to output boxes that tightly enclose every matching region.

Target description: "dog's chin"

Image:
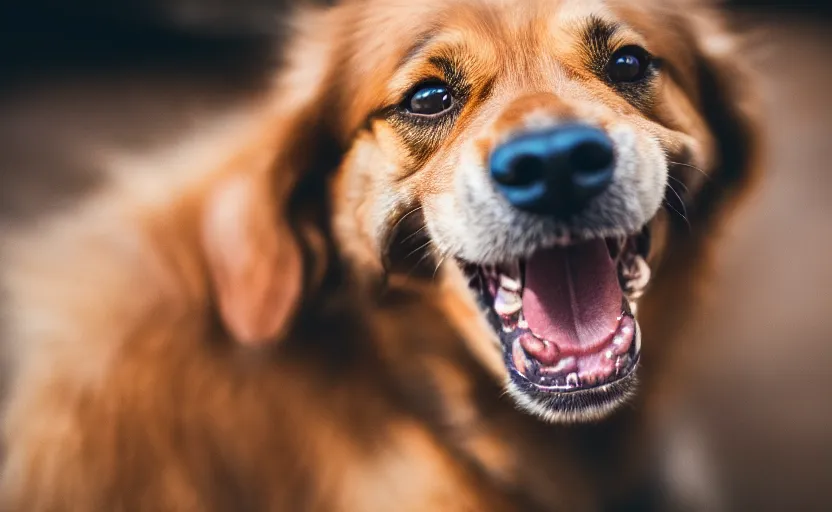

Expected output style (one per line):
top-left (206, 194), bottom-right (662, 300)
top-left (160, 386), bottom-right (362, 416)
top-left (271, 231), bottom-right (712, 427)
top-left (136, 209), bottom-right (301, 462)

top-left (458, 227), bottom-right (652, 424)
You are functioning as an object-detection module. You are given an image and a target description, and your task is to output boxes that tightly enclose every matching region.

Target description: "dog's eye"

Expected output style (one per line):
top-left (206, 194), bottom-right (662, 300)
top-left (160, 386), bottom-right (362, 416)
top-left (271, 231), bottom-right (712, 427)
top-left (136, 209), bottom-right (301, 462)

top-left (406, 84), bottom-right (454, 116)
top-left (606, 46), bottom-right (651, 83)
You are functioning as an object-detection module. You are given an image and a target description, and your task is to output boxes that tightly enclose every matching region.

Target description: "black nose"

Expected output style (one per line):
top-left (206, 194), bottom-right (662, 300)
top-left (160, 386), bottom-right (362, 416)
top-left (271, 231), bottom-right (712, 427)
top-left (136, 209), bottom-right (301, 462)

top-left (489, 124), bottom-right (615, 216)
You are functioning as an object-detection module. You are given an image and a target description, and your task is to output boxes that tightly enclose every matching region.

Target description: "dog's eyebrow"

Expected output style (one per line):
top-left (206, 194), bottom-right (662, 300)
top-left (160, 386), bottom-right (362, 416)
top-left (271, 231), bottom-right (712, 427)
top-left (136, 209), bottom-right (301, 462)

top-left (581, 15), bottom-right (623, 54)
top-left (398, 28), bottom-right (440, 69)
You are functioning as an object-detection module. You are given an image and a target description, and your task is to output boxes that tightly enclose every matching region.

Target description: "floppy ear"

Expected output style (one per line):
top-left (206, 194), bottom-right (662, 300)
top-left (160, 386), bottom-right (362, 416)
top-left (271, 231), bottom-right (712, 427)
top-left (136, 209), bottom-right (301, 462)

top-left (200, 9), bottom-right (343, 347)
top-left (679, 7), bottom-right (761, 227)
top-left (201, 167), bottom-right (303, 347)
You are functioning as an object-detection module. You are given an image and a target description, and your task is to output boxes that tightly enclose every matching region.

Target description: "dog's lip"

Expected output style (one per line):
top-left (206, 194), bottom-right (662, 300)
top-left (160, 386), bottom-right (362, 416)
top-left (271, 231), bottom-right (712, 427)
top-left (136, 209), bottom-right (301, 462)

top-left (511, 353), bottom-right (641, 393)
top-left (508, 361), bottom-right (640, 423)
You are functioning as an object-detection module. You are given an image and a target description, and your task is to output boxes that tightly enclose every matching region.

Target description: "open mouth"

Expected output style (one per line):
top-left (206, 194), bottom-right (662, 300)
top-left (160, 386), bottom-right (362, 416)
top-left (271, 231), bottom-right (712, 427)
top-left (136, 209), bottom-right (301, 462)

top-left (461, 228), bottom-right (652, 418)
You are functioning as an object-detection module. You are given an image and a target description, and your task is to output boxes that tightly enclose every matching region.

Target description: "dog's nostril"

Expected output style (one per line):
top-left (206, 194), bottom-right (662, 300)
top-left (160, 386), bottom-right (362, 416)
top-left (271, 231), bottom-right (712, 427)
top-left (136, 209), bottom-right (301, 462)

top-left (568, 138), bottom-right (615, 197)
top-left (499, 155), bottom-right (546, 186)
top-left (569, 140), bottom-right (614, 174)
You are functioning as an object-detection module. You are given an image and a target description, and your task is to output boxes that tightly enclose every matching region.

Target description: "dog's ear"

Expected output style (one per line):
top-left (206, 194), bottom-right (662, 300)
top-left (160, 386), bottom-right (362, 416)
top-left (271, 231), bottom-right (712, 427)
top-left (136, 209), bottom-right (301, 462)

top-left (201, 166), bottom-right (304, 347)
top-left (200, 10), bottom-right (343, 347)
top-left (678, 6), bottom-right (761, 226)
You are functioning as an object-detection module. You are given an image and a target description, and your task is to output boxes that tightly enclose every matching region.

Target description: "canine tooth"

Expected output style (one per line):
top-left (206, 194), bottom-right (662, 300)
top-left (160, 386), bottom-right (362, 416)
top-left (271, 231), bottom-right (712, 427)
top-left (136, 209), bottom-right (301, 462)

top-left (634, 255), bottom-right (651, 281)
top-left (635, 323), bottom-right (642, 352)
top-left (499, 275), bottom-right (521, 292)
top-left (494, 288), bottom-right (521, 315)
top-left (623, 255), bottom-right (651, 300)
top-left (566, 372), bottom-right (579, 387)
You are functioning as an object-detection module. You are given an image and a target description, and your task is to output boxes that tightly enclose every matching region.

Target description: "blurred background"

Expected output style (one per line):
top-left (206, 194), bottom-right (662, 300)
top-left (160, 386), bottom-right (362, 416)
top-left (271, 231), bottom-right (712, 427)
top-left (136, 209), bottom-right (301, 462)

top-left (1, 0), bottom-right (830, 509)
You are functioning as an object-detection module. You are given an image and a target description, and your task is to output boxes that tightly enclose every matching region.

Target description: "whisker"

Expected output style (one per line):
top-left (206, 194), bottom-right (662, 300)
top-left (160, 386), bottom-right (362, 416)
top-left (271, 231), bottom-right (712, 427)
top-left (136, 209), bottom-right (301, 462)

top-left (668, 160), bottom-right (710, 181)
top-left (390, 206), bottom-right (424, 236)
top-left (405, 239), bottom-right (433, 259)
top-left (666, 181), bottom-right (689, 217)
top-left (406, 244), bottom-right (438, 277)
top-left (401, 224), bottom-right (428, 244)
top-left (432, 252), bottom-right (450, 281)
top-left (662, 198), bottom-right (691, 232)
top-left (665, 177), bottom-right (691, 228)
top-left (667, 174), bottom-right (689, 194)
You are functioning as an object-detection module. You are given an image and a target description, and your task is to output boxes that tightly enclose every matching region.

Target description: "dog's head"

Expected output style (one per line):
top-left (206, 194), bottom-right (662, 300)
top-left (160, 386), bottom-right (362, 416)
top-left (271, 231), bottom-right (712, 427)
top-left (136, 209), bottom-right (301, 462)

top-left (204, 0), bottom-right (757, 423)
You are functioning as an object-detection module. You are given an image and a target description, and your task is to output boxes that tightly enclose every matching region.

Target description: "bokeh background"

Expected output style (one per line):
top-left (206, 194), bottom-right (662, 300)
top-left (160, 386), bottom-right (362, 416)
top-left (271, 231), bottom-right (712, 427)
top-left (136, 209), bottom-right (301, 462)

top-left (1, 1), bottom-right (830, 509)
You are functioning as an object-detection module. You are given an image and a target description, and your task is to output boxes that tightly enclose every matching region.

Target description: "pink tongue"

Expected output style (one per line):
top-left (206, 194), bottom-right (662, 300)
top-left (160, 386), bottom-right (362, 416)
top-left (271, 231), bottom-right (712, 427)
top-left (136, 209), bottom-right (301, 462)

top-left (522, 240), bottom-right (622, 353)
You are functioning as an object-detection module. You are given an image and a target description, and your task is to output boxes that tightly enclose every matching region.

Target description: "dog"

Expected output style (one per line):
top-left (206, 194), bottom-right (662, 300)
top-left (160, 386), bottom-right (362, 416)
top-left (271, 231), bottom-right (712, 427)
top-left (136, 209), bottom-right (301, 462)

top-left (0, 0), bottom-right (757, 509)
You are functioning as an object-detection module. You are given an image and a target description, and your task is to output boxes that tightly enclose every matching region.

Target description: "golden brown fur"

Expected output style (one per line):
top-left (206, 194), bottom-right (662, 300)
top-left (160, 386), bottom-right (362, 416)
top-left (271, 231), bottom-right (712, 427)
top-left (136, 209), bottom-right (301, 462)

top-left (0, 0), bottom-right (757, 510)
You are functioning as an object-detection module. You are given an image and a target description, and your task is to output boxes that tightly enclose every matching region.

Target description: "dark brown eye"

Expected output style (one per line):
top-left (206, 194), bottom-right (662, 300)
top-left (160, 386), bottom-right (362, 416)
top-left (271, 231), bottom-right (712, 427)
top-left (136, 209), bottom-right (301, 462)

top-left (406, 84), bottom-right (453, 115)
top-left (606, 46), bottom-right (651, 83)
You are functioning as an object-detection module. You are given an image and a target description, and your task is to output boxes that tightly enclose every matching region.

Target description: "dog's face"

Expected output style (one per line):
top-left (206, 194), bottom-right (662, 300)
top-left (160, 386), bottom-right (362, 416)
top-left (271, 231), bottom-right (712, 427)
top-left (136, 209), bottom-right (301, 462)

top-left (224, 0), bottom-right (755, 424)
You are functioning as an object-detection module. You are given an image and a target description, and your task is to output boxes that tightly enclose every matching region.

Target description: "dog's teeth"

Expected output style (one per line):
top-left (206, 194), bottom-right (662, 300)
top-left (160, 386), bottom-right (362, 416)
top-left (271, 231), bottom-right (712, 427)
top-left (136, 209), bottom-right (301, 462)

top-left (499, 275), bottom-right (521, 292)
top-left (606, 349), bottom-right (614, 360)
top-left (634, 323), bottom-right (642, 352)
top-left (566, 372), bottom-right (579, 387)
top-left (622, 255), bottom-right (651, 300)
top-left (494, 288), bottom-right (521, 315)
top-left (517, 315), bottom-right (528, 329)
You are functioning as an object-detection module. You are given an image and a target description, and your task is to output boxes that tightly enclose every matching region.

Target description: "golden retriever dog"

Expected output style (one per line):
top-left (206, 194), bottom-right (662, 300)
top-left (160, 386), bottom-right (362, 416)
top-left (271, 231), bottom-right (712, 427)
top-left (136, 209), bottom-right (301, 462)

top-left (0, 0), bottom-right (757, 509)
